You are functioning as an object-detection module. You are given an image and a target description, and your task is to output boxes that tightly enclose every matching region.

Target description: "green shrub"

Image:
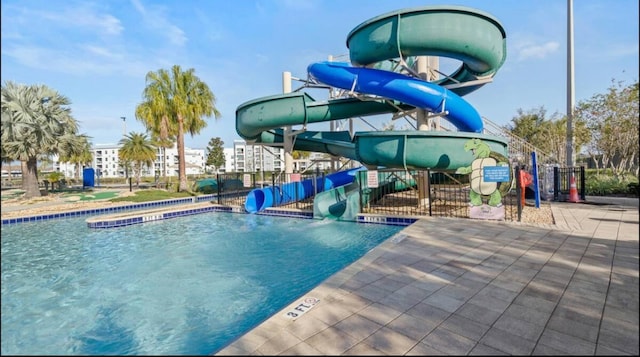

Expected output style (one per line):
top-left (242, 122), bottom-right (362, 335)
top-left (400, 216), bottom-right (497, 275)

top-left (585, 173), bottom-right (639, 196)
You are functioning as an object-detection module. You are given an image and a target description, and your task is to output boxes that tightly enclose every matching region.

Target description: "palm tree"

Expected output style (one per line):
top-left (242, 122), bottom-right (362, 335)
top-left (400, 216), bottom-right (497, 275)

top-left (1, 81), bottom-right (81, 198)
top-left (135, 103), bottom-right (175, 181)
top-left (47, 171), bottom-right (65, 191)
top-left (292, 150), bottom-right (311, 160)
top-left (150, 132), bottom-right (174, 182)
top-left (58, 134), bottom-right (93, 181)
top-left (118, 132), bottom-right (156, 187)
top-left (1, 149), bottom-right (15, 186)
top-left (137, 65), bottom-right (221, 192)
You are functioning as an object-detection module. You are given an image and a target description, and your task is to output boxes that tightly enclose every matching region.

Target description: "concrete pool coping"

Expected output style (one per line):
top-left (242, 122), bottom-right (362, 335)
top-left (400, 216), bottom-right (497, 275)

top-left (84, 201), bottom-right (423, 228)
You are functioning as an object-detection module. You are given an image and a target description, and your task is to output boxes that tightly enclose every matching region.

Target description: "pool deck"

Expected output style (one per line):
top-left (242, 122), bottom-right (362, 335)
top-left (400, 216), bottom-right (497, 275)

top-left (215, 197), bottom-right (639, 356)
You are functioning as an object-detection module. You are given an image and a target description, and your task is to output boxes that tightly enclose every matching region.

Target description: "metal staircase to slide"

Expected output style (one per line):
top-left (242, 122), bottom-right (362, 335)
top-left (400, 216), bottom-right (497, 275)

top-left (481, 117), bottom-right (558, 166)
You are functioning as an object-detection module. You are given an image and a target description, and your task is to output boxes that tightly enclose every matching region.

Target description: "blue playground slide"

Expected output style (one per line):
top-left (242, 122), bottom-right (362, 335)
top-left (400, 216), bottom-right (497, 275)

top-left (244, 167), bottom-right (363, 213)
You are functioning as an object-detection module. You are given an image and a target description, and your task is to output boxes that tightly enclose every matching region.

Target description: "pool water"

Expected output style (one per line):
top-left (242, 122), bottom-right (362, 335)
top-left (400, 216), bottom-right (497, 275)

top-left (1, 212), bottom-right (404, 355)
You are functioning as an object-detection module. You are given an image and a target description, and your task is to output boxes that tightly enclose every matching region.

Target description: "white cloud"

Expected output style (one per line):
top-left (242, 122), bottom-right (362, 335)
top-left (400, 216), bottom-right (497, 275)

top-left (508, 30), bottom-right (562, 62)
top-left (518, 41), bottom-right (560, 60)
top-left (129, 0), bottom-right (187, 46)
top-left (166, 26), bottom-right (187, 47)
top-left (130, 0), bottom-right (146, 16)
top-left (84, 45), bottom-right (121, 60)
top-left (34, 6), bottom-right (123, 37)
top-left (3, 44), bottom-right (150, 78)
top-left (192, 10), bottom-right (226, 43)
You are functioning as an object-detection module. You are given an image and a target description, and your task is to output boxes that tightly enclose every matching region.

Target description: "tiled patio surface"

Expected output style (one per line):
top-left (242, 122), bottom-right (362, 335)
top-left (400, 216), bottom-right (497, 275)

top-left (216, 199), bottom-right (639, 355)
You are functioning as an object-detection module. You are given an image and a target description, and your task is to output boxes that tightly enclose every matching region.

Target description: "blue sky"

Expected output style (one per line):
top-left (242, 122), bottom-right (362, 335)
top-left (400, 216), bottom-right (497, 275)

top-left (2, 0), bottom-right (638, 150)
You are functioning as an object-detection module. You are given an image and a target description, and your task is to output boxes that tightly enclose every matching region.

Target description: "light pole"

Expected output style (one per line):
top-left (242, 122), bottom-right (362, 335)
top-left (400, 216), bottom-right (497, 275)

top-left (120, 116), bottom-right (128, 180)
top-left (566, 0), bottom-right (575, 167)
top-left (121, 116), bottom-right (126, 137)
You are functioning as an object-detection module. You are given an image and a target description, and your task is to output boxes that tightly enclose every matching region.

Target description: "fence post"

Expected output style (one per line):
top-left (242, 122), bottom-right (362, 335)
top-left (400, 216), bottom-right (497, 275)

top-left (553, 166), bottom-right (560, 201)
top-left (358, 171), bottom-right (364, 213)
top-left (427, 169), bottom-right (433, 217)
top-left (272, 173), bottom-right (277, 209)
top-left (216, 173), bottom-right (221, 204)
top-left (579, 166), bottom-right (586, 201)
top-left (295, 179), bottom-right (299, 209)
top-left (531, 152), bottom-right (540, 208)
top-left (515, 166), bottom-right (522, 222)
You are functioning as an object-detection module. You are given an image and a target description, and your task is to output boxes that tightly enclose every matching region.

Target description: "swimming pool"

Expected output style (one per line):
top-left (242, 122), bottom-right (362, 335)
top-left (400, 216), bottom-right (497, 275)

top-left (1, 212), bottom-right (404, 355)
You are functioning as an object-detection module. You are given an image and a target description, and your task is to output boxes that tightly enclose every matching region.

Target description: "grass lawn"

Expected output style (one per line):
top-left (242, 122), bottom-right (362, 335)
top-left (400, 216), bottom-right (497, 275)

top-left (62, 191), bottom-right (121, 202)
top-left (108, 189), bottom-right (196, 203)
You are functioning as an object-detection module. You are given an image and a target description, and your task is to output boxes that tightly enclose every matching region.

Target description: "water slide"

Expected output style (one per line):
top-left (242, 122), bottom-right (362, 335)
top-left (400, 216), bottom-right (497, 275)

top-left (236, 5), bottom-right (509, 216)
top-left (314, 171), bottom-right (416, 221)
top-left (244, 167), bottom-right (362, 213)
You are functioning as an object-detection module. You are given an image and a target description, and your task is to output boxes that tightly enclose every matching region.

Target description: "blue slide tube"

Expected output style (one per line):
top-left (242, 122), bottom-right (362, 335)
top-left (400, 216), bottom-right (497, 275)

top-left (307, 61), bottom-right (483, 133)
top-left (245, 167), bottom-right (363, 213)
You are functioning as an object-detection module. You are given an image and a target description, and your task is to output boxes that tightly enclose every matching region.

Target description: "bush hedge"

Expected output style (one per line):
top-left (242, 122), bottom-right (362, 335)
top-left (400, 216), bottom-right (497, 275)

top-left (585, 169), bottom-right (639, 196)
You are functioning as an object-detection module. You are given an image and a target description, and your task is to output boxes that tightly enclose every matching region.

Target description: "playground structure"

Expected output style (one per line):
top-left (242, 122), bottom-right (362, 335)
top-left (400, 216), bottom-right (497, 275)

top-left (235, 5), bottom-right (515, 220)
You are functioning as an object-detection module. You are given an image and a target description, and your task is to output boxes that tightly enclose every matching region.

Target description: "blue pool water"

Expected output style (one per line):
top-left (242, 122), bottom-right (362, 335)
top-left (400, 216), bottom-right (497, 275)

top-left (1, 212), bottom-right (404, 355)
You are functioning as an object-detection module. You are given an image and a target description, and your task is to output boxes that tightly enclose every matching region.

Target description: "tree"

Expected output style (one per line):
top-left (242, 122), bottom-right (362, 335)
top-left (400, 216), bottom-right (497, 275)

top-left (507, 106), bottom-right (556, 151)
top-left (58, 134), bottom-right (93, 181)
top-left (1, 81), bottom-right (82, 198)
top-left (205, 137), bottom-right (225, 173)
top-left (1, 148), bottom-right (15, 185)
top-left (137, 65), bottom-right (221, 192)
top-left (136, 105), bottom-right (175, 180)
top-left (47, 171), bottom-right (65, 191)
top-left (575, 79), bottom-right (639, 177)
top-left (292, 150), bottom-right (311, 160)
top-left (507, 106), bottom-right (589, 164)
top-left (538, 116), bottom-right (590, 164)
top-left (118, 132), bottom-right (156, 187)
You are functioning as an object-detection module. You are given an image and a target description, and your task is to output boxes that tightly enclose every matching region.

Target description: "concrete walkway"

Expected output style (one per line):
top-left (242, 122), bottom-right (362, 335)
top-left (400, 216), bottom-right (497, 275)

top-left (216, 199), bottom-right (639, 355)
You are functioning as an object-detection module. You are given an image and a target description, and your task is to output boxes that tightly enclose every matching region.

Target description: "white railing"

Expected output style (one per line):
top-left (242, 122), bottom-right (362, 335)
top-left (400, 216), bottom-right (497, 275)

top-left (482, 117), bottom-right (559, 166)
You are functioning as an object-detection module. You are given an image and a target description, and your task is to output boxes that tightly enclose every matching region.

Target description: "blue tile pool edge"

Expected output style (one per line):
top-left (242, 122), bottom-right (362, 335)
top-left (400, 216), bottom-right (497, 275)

top-left (1, 194), bottom-right (217, 226)
top-left (2, 197), bottom-right (419, 229)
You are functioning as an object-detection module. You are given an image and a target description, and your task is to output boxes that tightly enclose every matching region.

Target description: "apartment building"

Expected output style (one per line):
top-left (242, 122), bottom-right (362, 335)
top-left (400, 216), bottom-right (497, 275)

top-left (232, 140), bottom-right (284, 173)
top-left (91, 144), bottom-right (123, 178)
top-left (34, 140), bottom-right (341, 182)
top-left (222, 148), bottom-right (235, 173)
top-left (155, 144), bottom-right (206, 177)
top-left (90, 143), bottom-right (205, 179)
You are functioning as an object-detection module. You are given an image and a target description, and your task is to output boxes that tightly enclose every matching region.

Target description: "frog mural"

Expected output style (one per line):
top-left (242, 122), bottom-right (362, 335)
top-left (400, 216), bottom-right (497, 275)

top-left (455, 138), bottom-right (512, 220)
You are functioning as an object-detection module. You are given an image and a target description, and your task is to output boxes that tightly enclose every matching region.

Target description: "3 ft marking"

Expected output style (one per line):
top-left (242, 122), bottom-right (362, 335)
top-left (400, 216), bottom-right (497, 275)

top-left (284, 297), bottom-right (319, 319)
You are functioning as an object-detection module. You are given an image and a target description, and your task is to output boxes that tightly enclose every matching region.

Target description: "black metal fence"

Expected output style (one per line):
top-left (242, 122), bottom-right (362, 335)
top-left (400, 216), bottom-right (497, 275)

top-left (211, 168), bottom-right (552, 223)
top-left (210, 172), bottom-right (323, 210)
top-left (355, 169), bottom-right (521, 222)
top-left (553, 166), bottom-right (586, 201)
top-left (268, 172), bottom-right (323, 211)
top-left (200, 164), bottom-right (591, 223)
top-left (208, 172), bottom-right (256, 206)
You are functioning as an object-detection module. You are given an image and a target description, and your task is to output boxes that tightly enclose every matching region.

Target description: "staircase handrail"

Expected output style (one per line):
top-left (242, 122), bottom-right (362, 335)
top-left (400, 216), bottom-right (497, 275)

top-left (482, 117), bottom-right (559, 166)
